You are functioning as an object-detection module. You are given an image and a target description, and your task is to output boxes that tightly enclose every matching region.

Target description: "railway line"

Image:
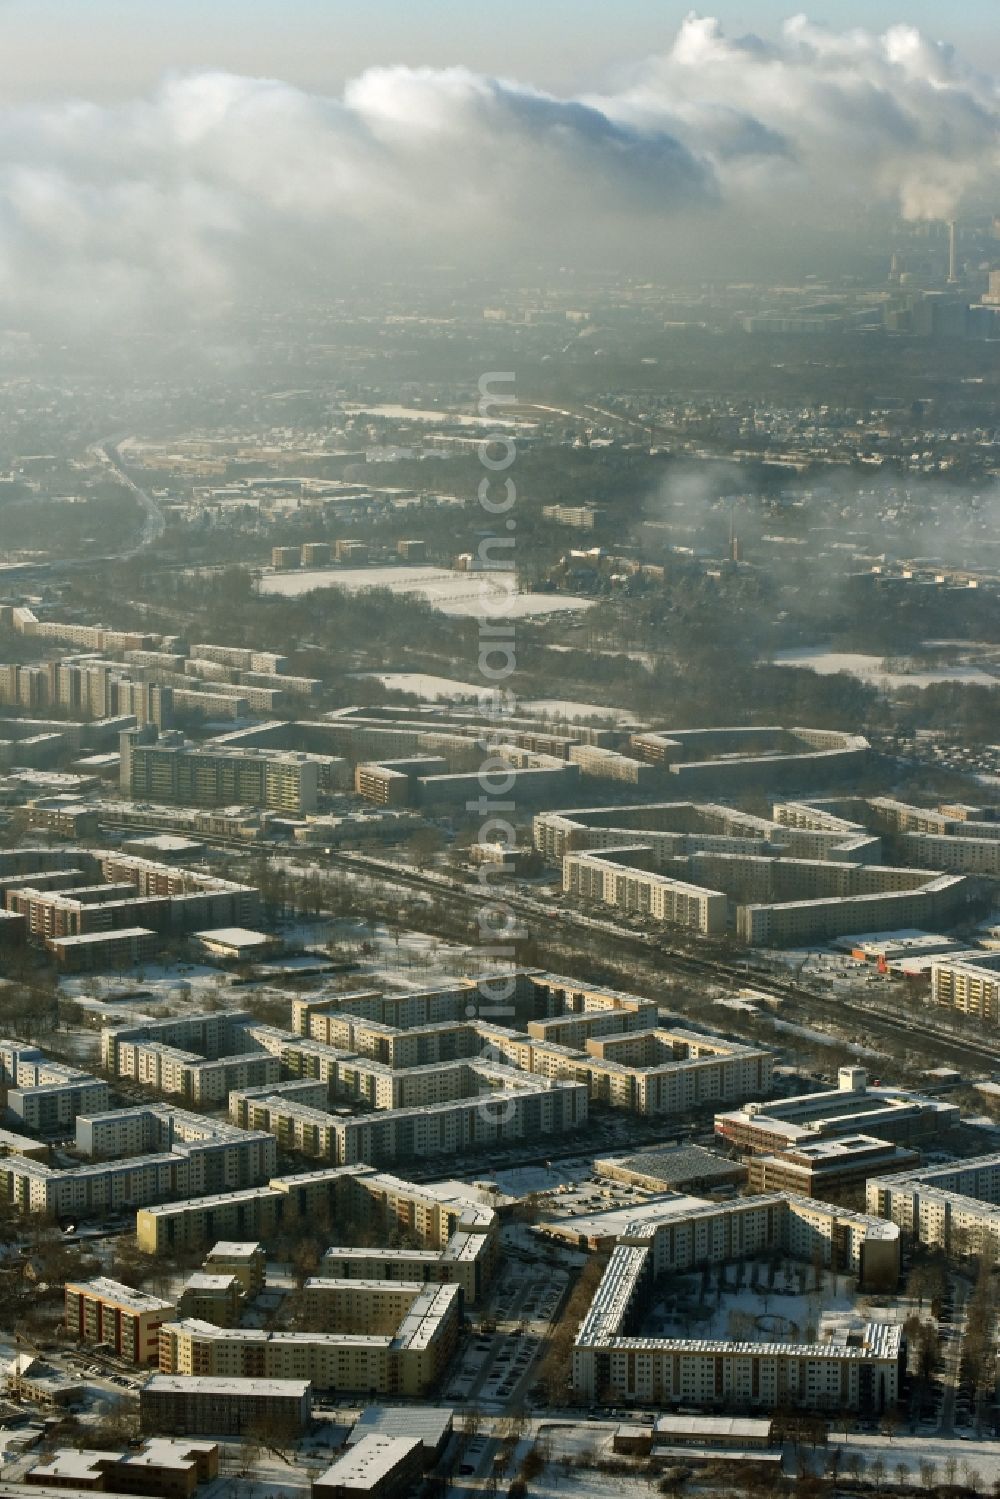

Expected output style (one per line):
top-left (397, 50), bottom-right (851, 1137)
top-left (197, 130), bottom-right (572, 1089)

top-left (70, 819), bottom-right (1000, 1075)
top-left (322, 848), bottom-right (1000, 1074)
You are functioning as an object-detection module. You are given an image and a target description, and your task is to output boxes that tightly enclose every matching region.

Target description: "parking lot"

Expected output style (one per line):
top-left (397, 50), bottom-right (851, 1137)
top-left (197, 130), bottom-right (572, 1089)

top-left (446, 1255), bottom-right (568, 1410)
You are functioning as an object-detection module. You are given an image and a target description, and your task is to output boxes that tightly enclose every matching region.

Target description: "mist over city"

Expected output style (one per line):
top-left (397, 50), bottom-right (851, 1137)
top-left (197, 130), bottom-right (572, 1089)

top-left (0, 5), bottom-right (998, 1498)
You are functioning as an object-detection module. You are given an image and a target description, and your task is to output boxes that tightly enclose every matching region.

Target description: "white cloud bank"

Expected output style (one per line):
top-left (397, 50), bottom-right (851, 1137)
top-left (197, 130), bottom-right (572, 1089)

top-left (0, 13), bottom-right (996, 325)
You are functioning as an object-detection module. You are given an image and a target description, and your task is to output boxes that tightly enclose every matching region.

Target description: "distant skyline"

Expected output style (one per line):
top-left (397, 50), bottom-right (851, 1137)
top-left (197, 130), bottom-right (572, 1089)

top-left (2, 0), bottom-right (998, 102)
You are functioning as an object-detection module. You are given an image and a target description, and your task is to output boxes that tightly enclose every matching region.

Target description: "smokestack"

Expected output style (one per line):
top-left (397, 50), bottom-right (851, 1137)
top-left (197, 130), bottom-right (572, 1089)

top-left (948, 220), bottom-right (958, 283)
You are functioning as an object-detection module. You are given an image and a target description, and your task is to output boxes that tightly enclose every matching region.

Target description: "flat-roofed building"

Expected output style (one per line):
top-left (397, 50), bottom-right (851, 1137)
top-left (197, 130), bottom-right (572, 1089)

top-left (867, 1152), bottom-right (1000, 1258)
top-left (747, 1135), bottom-right (921, 1200)
top-left (140, 1373), bottom-right (312, 1437)
top-left (47, 926), bottom-right (157, 973)
top-left (572, 1196), bottom-right (901, 1409)
top-left (931, 957), bottom-right (1000, 1024)
top-left (312, 1434), bottom-right (423, 1499)
top-left (159, 1282), bottom-right (460, 1396)
top-left (177, 1272), bottom-right (242, 1327)
top-left (347, 1405), bottom-right (453, 1462)
top-left (654, 1414), bottom-right (774, 1449)
top-left (594, 1145), bottom-right (747, 1196)
top-left (9, 1075), bottom-right (109, 1132)
top-left (65, 1277), bottom-right (175, 1364)
top-left (0, 1127), bottom-right (48, 1161)
top-left (203, 1240), bottom-right (266, 1297)
top-left (716, 1068), bottom-right (958, 1155)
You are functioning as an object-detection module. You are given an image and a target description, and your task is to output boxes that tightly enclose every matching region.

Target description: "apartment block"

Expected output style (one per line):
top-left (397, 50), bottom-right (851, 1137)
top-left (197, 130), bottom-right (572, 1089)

top-left (140, 1374), bottom-right (311, 1436)
top-left (203, 1240), bottom-right (267, 1297)
top-left (931, 958), bottom-right (1000, 1023)
top-left (159, 1282), bottom-right (460, 1396)
top-left (102, 1010), bottom-right (254, 1070)
top-left (903, 831), bottom-right (1000, 877)
top-left (230, 1072), bottom-right (587, 1168)
top-left (319, 1227), bottom-right (493, 1304)
top-left (0, 1115), bottom-right (276, 1220)
top-left (177, 1272), bottom-right (243, 1326)
top-left (121, 728), bottom-right (320, 812)
top-left (572, 1197), bottom-right (901, 1410)
top-left (9, 1075), bottom-right (109, 1132)
top-left (65, 1277), bottom-right (175, 1363)
top-left (563, 851), bottom-right (728, 934)
top-left (867, 1153), bottom-right (1000, 1257)
top-left (135, 1164), bottom-right (497, 1257)
top-left (48, 925), bottom-right (158, 972)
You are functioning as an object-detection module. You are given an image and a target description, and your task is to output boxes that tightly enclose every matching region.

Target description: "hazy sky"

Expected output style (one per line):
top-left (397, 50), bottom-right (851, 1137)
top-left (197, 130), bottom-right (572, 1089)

top-left (3, 0), bottom-right (999, 100)
top-left (1, 4), bottom-right (997, 330)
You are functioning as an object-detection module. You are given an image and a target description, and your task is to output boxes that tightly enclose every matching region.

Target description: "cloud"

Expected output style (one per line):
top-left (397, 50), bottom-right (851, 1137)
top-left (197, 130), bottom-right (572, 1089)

top-left (0, 13), bottom-right (996, 328)
top-left (599, 14), bottom-right (999, 223)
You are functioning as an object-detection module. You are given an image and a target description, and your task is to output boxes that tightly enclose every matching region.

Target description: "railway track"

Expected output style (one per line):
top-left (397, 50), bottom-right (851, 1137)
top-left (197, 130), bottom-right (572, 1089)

top-left (76, 823), bottom-right (1000, 1074)
top-left (324, 849), bottom-right (1000, 1073)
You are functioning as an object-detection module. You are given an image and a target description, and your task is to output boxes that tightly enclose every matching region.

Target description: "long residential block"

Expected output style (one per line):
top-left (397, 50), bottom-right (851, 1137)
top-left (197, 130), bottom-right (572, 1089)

top-left (572, 1196), bottom-right (900, 1410)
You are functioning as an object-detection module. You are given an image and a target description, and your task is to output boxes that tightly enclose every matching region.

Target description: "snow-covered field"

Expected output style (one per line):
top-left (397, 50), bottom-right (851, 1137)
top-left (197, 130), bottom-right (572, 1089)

top-left (520, 697), bottom-right (633, 721)
top-left (526, 1464), bottom-right (658, 1499)
top-left (342, 402), bottom-right (525, 429)
top-left (260, 564), bottom-right (595, 618)
top-left (357, 671), bottom-right (491, 700)
top-left (771, 647), bottom-right (996, 689)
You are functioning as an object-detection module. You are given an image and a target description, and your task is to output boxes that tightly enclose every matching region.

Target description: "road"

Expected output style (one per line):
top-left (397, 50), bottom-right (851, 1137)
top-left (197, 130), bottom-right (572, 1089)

top-left (89, 436), bottom-right (165, 558)
top-left (938, 1280), bottom-right (970, 1437)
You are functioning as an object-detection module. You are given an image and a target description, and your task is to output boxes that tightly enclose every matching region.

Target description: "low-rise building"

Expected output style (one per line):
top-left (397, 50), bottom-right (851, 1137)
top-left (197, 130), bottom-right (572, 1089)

top-left (140, 1374), bottom-right (312, 1437)
top-left (312, 1434), bottom-right (423, 1499)
top-left (746, 1135), bottom-right (921, 1199)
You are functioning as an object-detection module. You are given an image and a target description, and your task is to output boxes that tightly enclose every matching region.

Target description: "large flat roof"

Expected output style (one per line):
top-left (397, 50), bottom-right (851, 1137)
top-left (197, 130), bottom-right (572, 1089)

top-left (349, 1404), bottom-right (453, 1450)
top-left (144, 1373), bottom-right (311, 1396)
top-left (315, 1434), bottom-right (422, 1488)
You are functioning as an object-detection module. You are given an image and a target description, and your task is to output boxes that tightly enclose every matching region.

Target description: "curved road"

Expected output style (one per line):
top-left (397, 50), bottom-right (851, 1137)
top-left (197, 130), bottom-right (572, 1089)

top-left (89, 436), bottom-right (165, 558)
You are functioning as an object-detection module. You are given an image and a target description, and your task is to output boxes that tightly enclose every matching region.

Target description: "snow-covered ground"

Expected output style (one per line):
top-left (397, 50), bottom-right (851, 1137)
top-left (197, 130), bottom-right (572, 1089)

top-left (356, 671), bottom-right (492, 700)
top-left (829, 1432), bottom-right (1000, 1486)
top-left (519, 697), bottom-right (634, 722)
top-left (490, 1160), bottom-right (594, 1197)
top-left (770, 646), bottom-right (997, 689)
top-left (526, 1463), bottom-right (658, 1499)
top-left (647, 1263), bottom-right (857, 1343)
top-left (259, 564), bottom-right (595, 618)
top-left (342, 402), bottom-right (526, 429)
